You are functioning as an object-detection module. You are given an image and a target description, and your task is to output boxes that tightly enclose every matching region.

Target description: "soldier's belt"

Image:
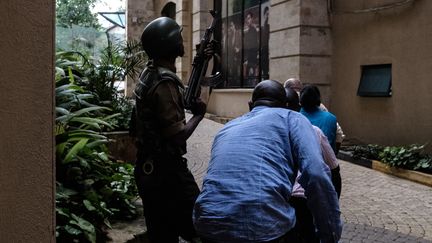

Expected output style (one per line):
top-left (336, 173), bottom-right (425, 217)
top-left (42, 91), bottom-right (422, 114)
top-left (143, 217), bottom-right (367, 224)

top-left (142, 158), bottom-right (154, 175)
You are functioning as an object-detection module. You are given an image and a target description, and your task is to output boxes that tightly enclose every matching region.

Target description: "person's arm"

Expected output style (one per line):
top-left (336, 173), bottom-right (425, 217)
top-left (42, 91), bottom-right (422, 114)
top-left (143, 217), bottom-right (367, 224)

top-left (153, 81), bottom-right (206, 146)
top-left (315, 126), bottom-right (342, 198)
top-left (335, 122), bottom-right (345, 155)
top-left (171, 98), bottom-right (206, 145)
top-left (289, 114), bottom-right (342, 243)
top-left (320, 103), bottom-right (344, 154)
top-left (331, 166), bottom-right (342, 199)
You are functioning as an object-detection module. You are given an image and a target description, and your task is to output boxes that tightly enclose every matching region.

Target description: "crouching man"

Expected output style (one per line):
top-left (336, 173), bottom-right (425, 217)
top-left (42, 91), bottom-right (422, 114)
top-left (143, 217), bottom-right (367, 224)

top-left (193, 80), bottom-right (342, 243)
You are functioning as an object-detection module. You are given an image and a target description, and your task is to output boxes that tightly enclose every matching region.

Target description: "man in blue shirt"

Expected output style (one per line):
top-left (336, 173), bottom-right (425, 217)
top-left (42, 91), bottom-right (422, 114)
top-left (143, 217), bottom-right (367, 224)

top-left (193, 80), bottom-right (342, 243)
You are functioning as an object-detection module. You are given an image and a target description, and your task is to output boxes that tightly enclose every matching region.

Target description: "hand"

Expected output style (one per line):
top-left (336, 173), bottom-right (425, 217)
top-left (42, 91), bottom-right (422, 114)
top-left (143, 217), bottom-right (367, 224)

top-left (190, 97), bottom-right (207, 116)
top-left (196, 40), bottom-right (219, 59)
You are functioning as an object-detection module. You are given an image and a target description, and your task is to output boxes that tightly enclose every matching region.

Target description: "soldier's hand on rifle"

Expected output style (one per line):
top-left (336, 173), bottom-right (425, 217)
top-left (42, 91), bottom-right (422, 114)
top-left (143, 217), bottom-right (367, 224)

top-left (196, 40), bottom-right (220, 59)
top-left (190, 97), bottom-right (207, 117)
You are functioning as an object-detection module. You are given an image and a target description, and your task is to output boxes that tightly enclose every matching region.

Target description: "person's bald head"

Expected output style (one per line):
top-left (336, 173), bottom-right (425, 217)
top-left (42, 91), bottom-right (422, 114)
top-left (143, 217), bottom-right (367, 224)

top-left (249, 80), bottom-right (286, 110)
top-left (284, 78), bottom-right (303, 93)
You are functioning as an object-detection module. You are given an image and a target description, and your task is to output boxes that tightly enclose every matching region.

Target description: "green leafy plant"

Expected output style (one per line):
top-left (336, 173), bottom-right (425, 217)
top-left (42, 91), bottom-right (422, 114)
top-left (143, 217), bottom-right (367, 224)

top-left (343, 144), bottom-right (432, 174)
top-left (56, 53), bottom-right (138, 242)
top-left (56, 39), bottom-right (145, 131)
top-left (378, 144), bottom-right (432, 171)
top-left (349, 144), bottom-right (383, 160)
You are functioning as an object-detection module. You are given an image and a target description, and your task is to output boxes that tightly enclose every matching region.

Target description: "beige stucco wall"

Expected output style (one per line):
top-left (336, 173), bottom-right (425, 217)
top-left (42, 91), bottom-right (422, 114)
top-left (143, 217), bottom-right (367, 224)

top-left (207, 89), bottom-right (253, 118)
top-left (331, 0), bottom-right (432, 148)
top-left (0, 0), bottom-right (55, 242)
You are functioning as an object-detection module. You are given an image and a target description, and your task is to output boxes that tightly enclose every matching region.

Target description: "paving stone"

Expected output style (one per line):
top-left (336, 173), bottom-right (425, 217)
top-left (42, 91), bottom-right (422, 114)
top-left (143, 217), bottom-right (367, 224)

top-left (186, 117), bottom-right (432, 243)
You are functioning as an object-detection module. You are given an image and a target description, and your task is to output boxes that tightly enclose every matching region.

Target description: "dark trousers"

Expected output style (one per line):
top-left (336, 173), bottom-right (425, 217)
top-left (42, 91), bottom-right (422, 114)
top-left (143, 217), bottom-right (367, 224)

top-left (135, 157), bottom-right (200, 243)
top-left (290, 196), bottom-right (320, 243)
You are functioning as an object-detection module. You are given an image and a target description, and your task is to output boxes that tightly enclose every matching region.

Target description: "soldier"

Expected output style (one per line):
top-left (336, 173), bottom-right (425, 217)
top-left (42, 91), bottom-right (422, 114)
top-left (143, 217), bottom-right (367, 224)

top-left (131, 17), bottom-right (210, 243)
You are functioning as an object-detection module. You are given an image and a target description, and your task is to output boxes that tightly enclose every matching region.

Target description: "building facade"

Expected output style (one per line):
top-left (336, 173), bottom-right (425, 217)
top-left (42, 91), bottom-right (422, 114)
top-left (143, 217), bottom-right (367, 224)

top-left (126, 0), bottom-right (431, 149)
top-left (330, 0), bottom-right (432, 148)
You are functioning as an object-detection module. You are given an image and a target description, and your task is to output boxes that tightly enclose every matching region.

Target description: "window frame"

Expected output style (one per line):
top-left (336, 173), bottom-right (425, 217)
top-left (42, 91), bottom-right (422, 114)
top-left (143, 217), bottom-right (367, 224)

top-left (357, 64), bottom-right (392, 97)
top-left (214, 0), bottom-right (269, 89)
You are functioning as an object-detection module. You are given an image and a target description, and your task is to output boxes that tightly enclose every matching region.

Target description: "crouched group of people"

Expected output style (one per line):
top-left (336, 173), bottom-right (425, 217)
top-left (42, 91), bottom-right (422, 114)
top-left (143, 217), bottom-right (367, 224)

top-left (131, 17), bottom-right (343, 243)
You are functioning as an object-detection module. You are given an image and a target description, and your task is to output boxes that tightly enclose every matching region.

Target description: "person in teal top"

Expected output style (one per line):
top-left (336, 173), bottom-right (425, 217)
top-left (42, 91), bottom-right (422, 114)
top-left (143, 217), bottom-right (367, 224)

top-left (300, 85), bottom-right (338, 152)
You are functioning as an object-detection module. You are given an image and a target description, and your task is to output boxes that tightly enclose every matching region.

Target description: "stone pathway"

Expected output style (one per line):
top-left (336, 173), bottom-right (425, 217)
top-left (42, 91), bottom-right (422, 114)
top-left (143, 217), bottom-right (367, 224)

top-left (339, 161), bottom-right (432, 243)
top-left (109, 116), bottom-right (432, 243)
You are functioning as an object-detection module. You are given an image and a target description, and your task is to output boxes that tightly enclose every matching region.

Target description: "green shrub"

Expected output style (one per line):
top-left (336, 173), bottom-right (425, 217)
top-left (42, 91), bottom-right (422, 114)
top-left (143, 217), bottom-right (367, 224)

top-left (347, 144), bottom-right (383, 161)
top-left (378, 144), bottom-right (432, 171)
top-left (56, 39), bottom-right (145, 131)
top-left (56, 53), bottom-right (138, 242)
top-left (344, 144), bottom-right (432, 173)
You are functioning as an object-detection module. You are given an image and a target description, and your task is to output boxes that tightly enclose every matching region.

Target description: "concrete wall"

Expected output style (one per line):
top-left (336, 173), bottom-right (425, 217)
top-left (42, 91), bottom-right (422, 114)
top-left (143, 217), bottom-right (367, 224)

top-left (0, 0), bottom-right (55, 242)
top-left (330, 0), bottom-right (432, 148)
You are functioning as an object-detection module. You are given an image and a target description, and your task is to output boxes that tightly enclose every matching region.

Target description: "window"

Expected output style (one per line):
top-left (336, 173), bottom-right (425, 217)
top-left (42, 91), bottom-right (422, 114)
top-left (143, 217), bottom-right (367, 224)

top-left (357, 64), bottom-right (392, 97)
top-left (214, 0), bottom-right (270, 88)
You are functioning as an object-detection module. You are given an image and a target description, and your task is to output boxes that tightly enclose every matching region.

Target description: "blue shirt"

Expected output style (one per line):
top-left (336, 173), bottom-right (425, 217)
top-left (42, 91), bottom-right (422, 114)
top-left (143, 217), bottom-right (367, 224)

top-left (300, 107), bottom-right (337, 152)
top-left (193, 106), bottom-right (342, 243)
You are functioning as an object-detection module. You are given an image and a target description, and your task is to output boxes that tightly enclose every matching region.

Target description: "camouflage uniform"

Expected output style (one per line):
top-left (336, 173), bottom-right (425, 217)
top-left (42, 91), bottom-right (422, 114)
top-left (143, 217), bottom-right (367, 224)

top-left (131, 62), bottom-right (200, 242)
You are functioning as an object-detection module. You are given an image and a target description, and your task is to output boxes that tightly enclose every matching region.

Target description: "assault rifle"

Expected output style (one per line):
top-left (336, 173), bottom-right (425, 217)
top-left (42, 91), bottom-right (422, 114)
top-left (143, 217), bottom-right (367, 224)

top-left (184, 10), bottom-right (221, 110)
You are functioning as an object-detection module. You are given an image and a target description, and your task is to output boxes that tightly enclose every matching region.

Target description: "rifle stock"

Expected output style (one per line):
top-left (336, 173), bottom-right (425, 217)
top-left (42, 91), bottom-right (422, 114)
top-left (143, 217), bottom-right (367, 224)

top-left (184, 10), bottom-right (220, 110)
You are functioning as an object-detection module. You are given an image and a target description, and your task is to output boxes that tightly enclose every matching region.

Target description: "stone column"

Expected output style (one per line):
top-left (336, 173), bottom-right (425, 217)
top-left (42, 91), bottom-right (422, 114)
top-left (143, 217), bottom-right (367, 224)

top-left (269, 0), bottom-right (302, 83)
top-left (269, 0), bottom-right (331, 105)
top-left (0, 0), bottom-right (55, 242)
top-left (125, 0), bottom-right (156, 96)
top-left (299, 0), bottom-right (332, 106)
top-left (176, 0), bottom-right (194, 83)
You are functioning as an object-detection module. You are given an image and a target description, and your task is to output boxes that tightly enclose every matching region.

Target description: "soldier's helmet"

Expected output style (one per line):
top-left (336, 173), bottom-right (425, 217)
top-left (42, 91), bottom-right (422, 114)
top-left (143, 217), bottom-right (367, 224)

top-left (141, 17), bottom-right (183, 59)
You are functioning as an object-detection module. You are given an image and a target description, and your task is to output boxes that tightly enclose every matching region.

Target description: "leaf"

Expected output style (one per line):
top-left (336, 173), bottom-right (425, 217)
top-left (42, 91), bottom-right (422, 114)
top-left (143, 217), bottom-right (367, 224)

top-left (55, 84), bottom-right (84, 93)
top-left (96, 152), bottom-right (109, 162)
top-left (104, 218), bottom-right (112, 229)
top-left (86, 139), bottom-right (110, 148)
top-left (57, 107), bottom-right (111, 123)
top-left (56, 184), bottom-right (78, 199)
top-left (76, 156), bottom-right (90, 169)
top-left (56, 207), bottom-right (70, 218)
top-left (56, 107), bottom-right (70, 116)
top-left (56, 142), bottom-right (68, 157)
top-left (83, 179), bottom-right (95, 186)
top-left (99, 201), bottom-right (113, 216)
top-left (68, 67), bottom-right (75, 83)
top-left (83, 200), bottom-right (96, 211)
top-left (71, 117), bottom-right (113, 129)
top-left (73, 106), bottom-right (111, 117)
top-left (70, 214), bottom-right (96, 233)
top-left (64, 225), bottom-right (82, 235)
top-left (102, 113), bottom-right (121, 121)
top-left (63, 138), bottom-right (89, 163)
